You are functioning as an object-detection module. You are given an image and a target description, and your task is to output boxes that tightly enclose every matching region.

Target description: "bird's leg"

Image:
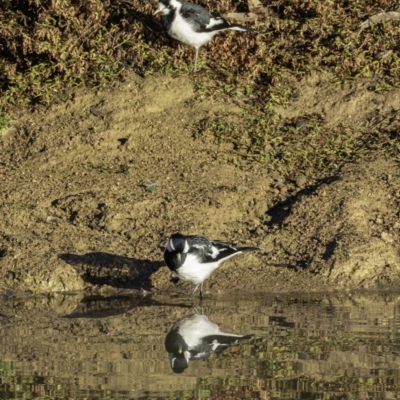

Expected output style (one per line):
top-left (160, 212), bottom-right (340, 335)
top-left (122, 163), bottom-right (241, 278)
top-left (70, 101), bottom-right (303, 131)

top-left (192, 303), bottom-right (201, 314)
top-left (192, 302), bottom-right (205, 316)
top-left (189, 284), bottom-right (199, 301)
top-left (199, 282), bottom-right (204, 298)
top-left (194, 48), bottom-right (199, 72)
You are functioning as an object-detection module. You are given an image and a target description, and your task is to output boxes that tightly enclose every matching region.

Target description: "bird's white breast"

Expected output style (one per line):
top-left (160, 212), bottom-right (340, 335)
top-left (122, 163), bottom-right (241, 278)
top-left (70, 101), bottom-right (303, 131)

top-left (179, 315), bottom-right (220, 346)
top-left (176, 253), bottom-right (219, 284)
top-left (169, 13), bottom-right (218, 49)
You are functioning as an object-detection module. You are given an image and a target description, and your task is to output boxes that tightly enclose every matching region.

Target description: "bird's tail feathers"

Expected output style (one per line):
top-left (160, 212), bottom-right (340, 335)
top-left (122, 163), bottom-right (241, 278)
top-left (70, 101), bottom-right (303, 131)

top-left (237, 246), bottom-right (262, 253)
top-left (206, 333), bottom-right (253, 344)
top-left (229, 25), bottom-right (257, 34)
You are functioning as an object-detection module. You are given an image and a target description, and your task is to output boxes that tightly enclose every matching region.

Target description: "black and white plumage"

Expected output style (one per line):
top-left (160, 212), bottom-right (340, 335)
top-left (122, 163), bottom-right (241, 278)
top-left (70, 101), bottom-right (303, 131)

top-left (164, 233), bottom-right (261, 299)
top-left (165, 313), bottom-right (252, 373)
top-left (154, 0), bottom-right (257, 72)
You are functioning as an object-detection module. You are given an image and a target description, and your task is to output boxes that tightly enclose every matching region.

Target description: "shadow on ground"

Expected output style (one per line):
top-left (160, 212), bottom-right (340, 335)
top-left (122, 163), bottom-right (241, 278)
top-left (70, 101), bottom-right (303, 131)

top-left (59, 252), bottom-right (164, 290)
top-left (63, 294), bottom-right (192, 319)
top-left (266, 175), bottom-right (340, 226)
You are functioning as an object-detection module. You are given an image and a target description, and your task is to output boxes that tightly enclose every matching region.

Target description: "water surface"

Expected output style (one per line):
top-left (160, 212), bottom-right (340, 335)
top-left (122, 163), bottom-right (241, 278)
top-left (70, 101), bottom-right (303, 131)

top-left (0, 291), bottom-right (399, 399)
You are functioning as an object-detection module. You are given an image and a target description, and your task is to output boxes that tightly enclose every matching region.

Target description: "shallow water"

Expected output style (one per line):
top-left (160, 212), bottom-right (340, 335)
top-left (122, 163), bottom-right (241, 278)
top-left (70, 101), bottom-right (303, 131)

top-left (0, 291), bottom-right (400, 399)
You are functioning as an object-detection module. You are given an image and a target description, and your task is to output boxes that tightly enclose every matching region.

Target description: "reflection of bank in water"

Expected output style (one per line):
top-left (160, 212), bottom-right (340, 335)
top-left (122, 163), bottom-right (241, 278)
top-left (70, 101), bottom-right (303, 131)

top-left (165, 311), bottom-right (253, 373)
top-left (1, 292), bottom-right (400, 398)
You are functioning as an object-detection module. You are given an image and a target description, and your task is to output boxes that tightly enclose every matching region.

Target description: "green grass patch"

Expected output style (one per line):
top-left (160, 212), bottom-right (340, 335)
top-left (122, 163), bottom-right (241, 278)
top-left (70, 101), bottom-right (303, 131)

top-left (191, 107), bottom-right (400, 176)
top-left (1, 0), bottom-right (399, 106)
top-left (0, 107), bottom-right (11, 134)
top-left (1, 0), bottom-right (400, 176)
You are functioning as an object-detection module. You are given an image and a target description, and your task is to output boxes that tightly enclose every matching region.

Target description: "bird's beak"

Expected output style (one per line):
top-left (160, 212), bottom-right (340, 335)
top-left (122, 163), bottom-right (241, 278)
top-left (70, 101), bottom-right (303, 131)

top-left (178, 345), bottom-right (182, 353)
top-left (177, 253), bottom-right (181, 262)
top-left (153, 9), bottom-right (161, 15)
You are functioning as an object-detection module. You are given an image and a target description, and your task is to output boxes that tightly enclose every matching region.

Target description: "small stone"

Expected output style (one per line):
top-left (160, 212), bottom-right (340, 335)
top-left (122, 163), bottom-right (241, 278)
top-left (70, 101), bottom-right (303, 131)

top-left (255, 200), bottom-right (269, 218)
top-left (104, 224), bottom-right (113, 232)
top-left (236, 185), bottom-right (249, 192)
top-left (381, 231), bottom-right (394, 244)
top-left (126, 231), bottom-right (136, 240)
top-left (256, 227), bottom-right (264, 236)
top-left (295, 120), bottom-right (307, 128)
top-left (141, 181), bottom-right (160, 192)
top-left (272, 188), bottom-right (280, 195)
top-left (264, 143), bottom-right (272, 152)
top-left (295, 175), bottom-right (307, 188)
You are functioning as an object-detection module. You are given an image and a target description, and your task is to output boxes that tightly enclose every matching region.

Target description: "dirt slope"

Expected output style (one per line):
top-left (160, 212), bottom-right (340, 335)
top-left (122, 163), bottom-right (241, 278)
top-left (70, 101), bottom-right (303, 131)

top-left (0, 71), bottom-right (399, 296)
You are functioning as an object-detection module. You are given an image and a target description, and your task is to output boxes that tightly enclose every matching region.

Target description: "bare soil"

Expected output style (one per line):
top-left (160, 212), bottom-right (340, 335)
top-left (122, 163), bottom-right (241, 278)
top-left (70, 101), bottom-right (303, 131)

top-left (1, 71), bottom-right (400, 298)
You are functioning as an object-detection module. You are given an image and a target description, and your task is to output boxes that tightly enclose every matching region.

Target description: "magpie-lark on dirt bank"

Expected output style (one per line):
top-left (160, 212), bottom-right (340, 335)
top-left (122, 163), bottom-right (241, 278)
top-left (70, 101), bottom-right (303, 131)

top-left (164, 233), bottom-right (261, 300)
top-left (154, 0), bottom-right (257, 72)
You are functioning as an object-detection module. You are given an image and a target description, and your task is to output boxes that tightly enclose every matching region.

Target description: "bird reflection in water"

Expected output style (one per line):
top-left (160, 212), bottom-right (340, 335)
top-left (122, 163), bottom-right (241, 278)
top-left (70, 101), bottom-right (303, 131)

top-left (165, 308), bottom-right (252, 373)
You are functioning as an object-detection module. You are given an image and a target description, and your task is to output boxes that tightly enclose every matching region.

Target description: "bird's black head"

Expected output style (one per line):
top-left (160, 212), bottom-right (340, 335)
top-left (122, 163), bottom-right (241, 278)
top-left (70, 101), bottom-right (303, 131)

top-left (170, 352), bottom-right (189, 373)
top-left (164, 233), bottom-right (189, 271)
top-left (155, 0), bottom-right (181, 15)
top-left (160, 0), bottom-right (181, 7)
top-left (165, 328), bottom-right (190, 373)
top-left (167, 233), bottom-right (189, 253)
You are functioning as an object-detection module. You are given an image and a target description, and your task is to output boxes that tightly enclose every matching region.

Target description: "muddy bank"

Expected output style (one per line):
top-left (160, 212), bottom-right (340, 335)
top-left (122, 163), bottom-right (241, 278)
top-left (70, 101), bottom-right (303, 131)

top-left (0, 72), bottom-right (399, 295)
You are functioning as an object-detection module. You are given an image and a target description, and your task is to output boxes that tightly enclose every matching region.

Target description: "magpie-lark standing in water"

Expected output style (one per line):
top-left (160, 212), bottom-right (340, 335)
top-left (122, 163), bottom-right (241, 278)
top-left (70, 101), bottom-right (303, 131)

top-left (154, 0), bottom-right (257, 72)
top-left (164, 233), bottom-right (261, 300)
top-left (165, 312), bottom-right (253, 373)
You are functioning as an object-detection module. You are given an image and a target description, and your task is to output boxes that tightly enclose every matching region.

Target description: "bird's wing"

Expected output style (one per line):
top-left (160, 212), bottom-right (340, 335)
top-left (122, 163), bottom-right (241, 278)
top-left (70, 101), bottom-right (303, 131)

top-left (204, 333), bottom-right (252, 347)
top-left (187, 235), bottom-right (212, 248)
top-left (180, 2), bottom-right (212, 29)
top-left (190, 334), bottom-right (251, 359)
top-left (180, 2), bottom-right (231, 32)
top-left (213, 240), bottom-right (261, 255)
top-left (185, 236), bottom-right (228, 263)
top-left (190, 348), bottom-right (212, 360)
top-left (207, 240), bottom-right (241, 262)
top-left (189, 339), bottom-right (218, 360)
top-left (186, 236), bottom-right (258, 263)
top-left (186, 235), bottom-right (214, 256)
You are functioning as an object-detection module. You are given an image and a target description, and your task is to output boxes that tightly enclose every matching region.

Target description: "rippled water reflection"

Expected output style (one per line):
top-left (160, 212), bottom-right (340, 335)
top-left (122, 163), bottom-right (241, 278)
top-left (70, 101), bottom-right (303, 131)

top-left (0, 291), bottom-right (400, 399)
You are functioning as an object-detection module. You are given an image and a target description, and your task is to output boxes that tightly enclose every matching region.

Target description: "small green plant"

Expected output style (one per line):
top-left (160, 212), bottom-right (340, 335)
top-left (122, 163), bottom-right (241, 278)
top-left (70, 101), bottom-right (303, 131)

top-left (0, 108), bottom-right (11, 134)
top-left (15, 271), bottom-right (31, 282)
top-left (116, 196), bottom-right (132, 204)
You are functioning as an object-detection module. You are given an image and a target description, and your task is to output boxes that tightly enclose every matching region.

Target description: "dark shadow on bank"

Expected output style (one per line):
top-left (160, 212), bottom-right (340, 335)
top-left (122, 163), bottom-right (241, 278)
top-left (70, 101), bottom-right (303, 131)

top-left (63, 293), bottom-right (191, 319)
top-left (266, 175), bottom-right (340, 227)
top-left (59, 252), bottom-right (164, 290)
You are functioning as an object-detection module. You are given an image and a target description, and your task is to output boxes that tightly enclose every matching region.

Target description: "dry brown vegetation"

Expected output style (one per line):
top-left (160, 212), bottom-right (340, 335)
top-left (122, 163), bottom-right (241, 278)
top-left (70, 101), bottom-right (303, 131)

top-left (1, 1), bottom-right (399, 176)
top-left (1, 0), bottom-right (399, 105)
